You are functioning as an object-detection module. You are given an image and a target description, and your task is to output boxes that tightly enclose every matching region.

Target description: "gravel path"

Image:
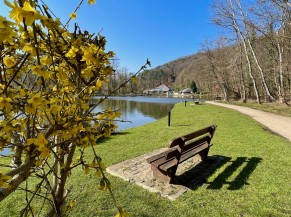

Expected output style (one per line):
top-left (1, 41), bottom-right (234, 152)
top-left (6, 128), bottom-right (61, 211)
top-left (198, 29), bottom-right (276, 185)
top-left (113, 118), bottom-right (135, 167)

top-left (206, 101), bottom-right (291, 141)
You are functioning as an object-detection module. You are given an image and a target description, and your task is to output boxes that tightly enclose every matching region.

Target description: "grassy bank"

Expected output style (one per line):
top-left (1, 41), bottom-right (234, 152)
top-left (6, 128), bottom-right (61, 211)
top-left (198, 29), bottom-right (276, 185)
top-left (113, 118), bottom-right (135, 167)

top-left (2, 103), bottom-right (291, 216)
top-left (222, 101), bottom-right (291, 117)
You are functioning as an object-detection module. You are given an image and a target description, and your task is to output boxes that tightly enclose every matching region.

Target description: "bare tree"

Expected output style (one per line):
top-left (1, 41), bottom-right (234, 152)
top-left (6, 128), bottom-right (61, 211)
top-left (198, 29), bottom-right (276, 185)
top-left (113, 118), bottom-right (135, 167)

top-left (235, 0), bottom-right (275, 101)
top-left (212, 0), bottom-right (261, 103)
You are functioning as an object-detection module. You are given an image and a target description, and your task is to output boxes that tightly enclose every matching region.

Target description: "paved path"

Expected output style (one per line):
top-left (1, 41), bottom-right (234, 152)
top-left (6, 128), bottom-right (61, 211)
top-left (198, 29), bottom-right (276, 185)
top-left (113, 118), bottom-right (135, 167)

top-left (206, 101), bottom-right (291, 141)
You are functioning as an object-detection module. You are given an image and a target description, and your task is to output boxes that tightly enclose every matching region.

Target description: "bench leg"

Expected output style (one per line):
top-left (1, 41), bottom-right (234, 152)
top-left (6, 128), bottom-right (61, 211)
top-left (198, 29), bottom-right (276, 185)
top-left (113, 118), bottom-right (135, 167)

top-left (199, 147), bottom-right (209, 162)
top-left (151, 165), bottom-right (177, 183)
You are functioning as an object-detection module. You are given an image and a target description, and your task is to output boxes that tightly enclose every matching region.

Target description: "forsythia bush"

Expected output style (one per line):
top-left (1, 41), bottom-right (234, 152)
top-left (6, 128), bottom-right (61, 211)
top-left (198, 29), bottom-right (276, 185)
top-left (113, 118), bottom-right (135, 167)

top-left (0, 0), bottom-right (146, 216)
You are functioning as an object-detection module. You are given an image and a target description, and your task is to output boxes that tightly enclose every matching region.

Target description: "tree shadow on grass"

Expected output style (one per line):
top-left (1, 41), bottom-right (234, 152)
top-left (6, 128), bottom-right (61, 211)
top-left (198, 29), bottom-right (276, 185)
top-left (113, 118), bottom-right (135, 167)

top-left (96, 131), bottom-right (131, 145)
top-left (173, 156), bottom-right (262, 191)
top-left (112, 131), bottom-right (131, 136)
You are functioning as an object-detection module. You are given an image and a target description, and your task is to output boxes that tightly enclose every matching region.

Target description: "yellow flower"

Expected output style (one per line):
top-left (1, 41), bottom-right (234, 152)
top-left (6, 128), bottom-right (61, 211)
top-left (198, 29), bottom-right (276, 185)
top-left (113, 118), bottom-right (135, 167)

top-left (65, 46), bottom-right (79, 58)
top-left (0, 173), bottom-right (11, 188)
top-left (21, 1), bottom-right (40, 25)
top-left (80, 101), bottom-right (89, 110)
top-left (25, 103), bottom-right (36, 114)
top-left (40, 17), bottom-right (59, 29)
top-left (95, 168), bottom-right (102, 177)
top-left (40, 56), bottom-right (53, 65)
top-left (81, 67), bottom-right (94, 79)
top-left (35, 133), bottom-right (48, 146)
top-left (131, 76), bottom-right (138, 84)
top-left (95, 79), bottom-right (102, 90)
top-left (88, 0), bottom-right (96, 5)
top-left (0, 15), bottom-right (14, 28)
top-left (115, 210), bottom-right (130, 217)
top-left (3, 56), bottom-right (17, 67)
top-left (66, 199), bottom-right (77, 212)
top-left (115, 111), bottom-right (121, 118)
top-left (0, 84), bottom-right (5, 90)
top-left (23, 43), bottom-right (36, 56)
top-left (26, 93), bottom-right (47, 113)
top-left (27, 133), bottom-right (50, 159)
top-left (50, 105), bottom-right (62, 113)
top-left (5, 0), bottom-right (40, 25)
top-left (80, 44), bottom-right (99, 64)
top-left (0, 97), bottom-right (12, 113)
top-left (38, 146), bottom-right (50, 158)
top-left (0, 16), bottom-right (16, 43)
top-left (70, 12), bottom-right (77, 20)
top-left (99, 178), bottom-right (107, 191)
top-left (31, 65), bottom-right (53, 79)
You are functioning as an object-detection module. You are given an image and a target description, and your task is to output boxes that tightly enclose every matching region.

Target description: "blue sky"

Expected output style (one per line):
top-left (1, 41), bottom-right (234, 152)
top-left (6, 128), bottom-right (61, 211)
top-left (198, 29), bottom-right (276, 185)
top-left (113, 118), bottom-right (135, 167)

top-left (0, 0), bottom-right (221, 72)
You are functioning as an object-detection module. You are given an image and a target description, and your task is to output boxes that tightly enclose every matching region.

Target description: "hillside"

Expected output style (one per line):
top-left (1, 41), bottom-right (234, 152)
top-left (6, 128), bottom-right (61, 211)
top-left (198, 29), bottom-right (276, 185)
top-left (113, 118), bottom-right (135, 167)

top-left (137, 52), bottom-right (209, 92)
top-left (137, 49), bottom-right (224, 97)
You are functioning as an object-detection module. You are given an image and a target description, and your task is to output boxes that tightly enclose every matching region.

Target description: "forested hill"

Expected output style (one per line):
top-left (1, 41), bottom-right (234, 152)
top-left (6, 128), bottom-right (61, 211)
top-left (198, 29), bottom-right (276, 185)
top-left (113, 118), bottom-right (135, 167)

top-left (137, 49), bottom-right (226, 96)
top-left (137, 52), bottom-right (210, 92)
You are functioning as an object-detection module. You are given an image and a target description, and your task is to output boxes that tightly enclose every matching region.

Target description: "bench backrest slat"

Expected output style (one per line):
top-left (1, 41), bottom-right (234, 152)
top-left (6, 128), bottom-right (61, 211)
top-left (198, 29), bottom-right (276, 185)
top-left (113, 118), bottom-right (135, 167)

top-left (180, 142), bottom-right (209, 163)
top-left (180, 135), bottom-right (211, 153)
top-left (165, 135), bottom-right (211, 161)
top-left (168, 125), bottom-right (216, 148)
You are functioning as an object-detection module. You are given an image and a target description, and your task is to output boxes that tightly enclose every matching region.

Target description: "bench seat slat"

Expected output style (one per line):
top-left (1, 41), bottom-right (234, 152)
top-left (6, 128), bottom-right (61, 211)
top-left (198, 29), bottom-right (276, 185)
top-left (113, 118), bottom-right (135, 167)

top-left (150, 149), bottom-right (179, 167)
top-left (158, 157), bottom-right (179, 171)
top-left (146, 152), bottom-right (166, 164)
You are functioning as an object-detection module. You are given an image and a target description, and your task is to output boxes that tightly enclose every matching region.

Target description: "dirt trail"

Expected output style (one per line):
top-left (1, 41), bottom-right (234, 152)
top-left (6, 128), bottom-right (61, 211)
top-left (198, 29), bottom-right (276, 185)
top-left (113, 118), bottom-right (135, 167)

top-left (206, 101), bottom-right (291, 141)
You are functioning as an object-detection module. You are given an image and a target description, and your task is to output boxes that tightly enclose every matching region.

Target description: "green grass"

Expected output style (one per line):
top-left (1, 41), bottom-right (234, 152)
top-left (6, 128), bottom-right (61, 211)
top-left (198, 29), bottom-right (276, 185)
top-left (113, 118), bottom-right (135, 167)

top-left (223, 101), bottom-right (291, 117)
top-left (1, 103), bottom-right (291, 216)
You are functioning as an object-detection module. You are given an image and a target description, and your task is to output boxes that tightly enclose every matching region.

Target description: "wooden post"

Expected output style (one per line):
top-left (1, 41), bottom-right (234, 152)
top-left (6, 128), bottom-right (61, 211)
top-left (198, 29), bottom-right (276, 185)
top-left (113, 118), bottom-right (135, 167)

top-left (168, 111), bottom-right (171, 127)
top-left (184, 101), bottom-right (187, 107)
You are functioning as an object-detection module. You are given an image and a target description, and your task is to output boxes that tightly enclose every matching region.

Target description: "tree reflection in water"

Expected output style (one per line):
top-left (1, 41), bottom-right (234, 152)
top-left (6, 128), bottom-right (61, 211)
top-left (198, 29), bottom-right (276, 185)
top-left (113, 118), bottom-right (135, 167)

top-left (91, 96), bottom-right (192, 130)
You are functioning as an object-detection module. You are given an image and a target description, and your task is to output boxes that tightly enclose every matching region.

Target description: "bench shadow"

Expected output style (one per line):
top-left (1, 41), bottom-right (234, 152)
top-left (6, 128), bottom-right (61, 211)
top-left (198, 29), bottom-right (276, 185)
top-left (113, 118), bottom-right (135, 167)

top-left (173, 156), bottom-right (262, 191)
top-left (208, 157), bottom-right (262, 190)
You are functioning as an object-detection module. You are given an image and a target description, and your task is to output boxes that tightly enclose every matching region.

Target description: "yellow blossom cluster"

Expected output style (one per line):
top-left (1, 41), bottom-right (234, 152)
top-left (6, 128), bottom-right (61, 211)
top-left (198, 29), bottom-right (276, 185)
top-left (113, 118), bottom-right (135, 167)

top-left (0, 1), bottom-right (144, 216)
top-left (0, 0), bottom-right (119, 185)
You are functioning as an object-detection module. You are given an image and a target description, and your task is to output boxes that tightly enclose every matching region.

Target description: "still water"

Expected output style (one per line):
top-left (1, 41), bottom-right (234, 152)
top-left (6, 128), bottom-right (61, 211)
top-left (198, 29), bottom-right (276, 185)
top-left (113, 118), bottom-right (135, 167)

top-left (92, 96), bottom-right (193, 130)
top-left (0, 96), bottom-right (193, 155)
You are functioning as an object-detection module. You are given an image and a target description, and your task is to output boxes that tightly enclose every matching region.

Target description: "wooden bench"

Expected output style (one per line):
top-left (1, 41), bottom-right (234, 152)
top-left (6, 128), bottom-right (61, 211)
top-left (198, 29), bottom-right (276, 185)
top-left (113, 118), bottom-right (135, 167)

top-left (193, 99), bottom-right (200, 105)
top-left (146, 125), bottom-right (217, 183)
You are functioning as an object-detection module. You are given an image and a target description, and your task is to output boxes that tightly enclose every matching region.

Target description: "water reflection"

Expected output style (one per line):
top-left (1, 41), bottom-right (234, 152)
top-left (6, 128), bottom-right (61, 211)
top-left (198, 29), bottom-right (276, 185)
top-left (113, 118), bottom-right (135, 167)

top-left (91, 96), bottom-right (193, 130)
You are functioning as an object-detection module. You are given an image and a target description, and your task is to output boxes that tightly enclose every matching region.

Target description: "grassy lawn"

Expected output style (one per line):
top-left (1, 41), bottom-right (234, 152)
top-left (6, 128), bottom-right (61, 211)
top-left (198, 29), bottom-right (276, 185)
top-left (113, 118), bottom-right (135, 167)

top-left (1, 103), bottom-right (291, 216)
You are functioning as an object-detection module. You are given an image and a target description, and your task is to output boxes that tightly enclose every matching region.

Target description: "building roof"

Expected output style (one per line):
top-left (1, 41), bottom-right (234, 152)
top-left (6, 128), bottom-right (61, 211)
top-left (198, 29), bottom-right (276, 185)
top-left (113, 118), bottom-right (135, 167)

top-left (149, 84), bottom-right (170, 92)
top-left (180, 88), bottom-right (193, 93)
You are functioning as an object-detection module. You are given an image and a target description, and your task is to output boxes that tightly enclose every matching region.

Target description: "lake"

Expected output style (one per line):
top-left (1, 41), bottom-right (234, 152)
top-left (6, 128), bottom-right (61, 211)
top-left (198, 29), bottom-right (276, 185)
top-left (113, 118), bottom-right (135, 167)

top-left (91, 96), bottom-right (194, 130)
top-left (0, 96), bottom-right (194, 155)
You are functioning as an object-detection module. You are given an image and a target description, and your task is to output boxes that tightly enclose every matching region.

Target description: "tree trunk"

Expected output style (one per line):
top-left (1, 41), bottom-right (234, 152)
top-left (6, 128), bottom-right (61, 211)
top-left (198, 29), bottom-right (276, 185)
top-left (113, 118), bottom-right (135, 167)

top-left (238, 41), bottom-right (247, 102)
top-left (46, 144), bottom-right (76, 217)
top-left (236, 0), bottom-right (274, 101)
top-left (228, 0), bottom-right (261, 103)
top-left (0, 159), bottom-right (35, 202)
